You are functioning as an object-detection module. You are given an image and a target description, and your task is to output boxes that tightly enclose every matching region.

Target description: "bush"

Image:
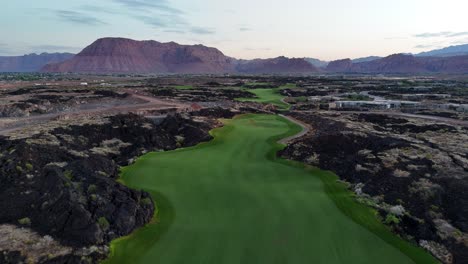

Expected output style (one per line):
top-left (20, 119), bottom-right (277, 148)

top-left (64, 170), bottom-right (73, 180)
top-left (16, 165), bottom-right (23, 173)
top-left (140, 198), bottom-right (152, 206)
top-left (87, 184), bottom-right (97, 193)
top-left (25, 163), bottom-right (33, 171)
top-left (98, 217), bottom-right (110, 231)
top-left (384, 213), bottom-right (400, 225)
top-left (18, 217), bottom-right (31, 226)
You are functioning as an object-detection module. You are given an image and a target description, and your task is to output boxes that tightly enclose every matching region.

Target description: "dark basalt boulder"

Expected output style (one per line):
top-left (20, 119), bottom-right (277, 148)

top-left (0, 113), bottom-right (213, 261)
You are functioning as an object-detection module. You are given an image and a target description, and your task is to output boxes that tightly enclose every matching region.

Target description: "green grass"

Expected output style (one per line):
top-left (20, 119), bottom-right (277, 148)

top-left (104, 114), bottom-right (437, 264)
top-left (172, 85), bottom-right (194, 90)
top-left (237, 88), bottom-right (290, 110)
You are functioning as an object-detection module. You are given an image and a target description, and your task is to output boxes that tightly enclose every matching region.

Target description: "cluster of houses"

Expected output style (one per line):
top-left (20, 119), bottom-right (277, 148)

top-left (329, 100), bottom-right (420, 110)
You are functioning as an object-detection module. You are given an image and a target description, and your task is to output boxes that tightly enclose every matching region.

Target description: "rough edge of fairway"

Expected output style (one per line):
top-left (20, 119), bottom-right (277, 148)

top-left (103, 114), bottom-right (438, 264)
top-left (265, 114), bottom-right (439, 264)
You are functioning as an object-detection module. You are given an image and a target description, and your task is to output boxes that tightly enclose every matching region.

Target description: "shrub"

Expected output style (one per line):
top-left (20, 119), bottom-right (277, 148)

top-left (97, 217), bottom-right (110, 231)
top-left (87, 184), bottom-right (97, 193)
top-left (384, 213), bottom-right (400, 225)
top-left (18, 217), bottom-right (31, 226)
top-left (25, 163), bottom-right (33, 171)
top-left (64, 170), bottom-right (73, 180)
top-left (16, 165), bottom-right (23, 173)
top-left (90, 194), bottom-right (98, 201)
top-left (140, 198), bottom-right (152, 206)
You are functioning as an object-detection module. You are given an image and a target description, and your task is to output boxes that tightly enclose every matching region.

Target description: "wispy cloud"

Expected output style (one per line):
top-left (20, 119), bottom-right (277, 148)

top-left (414, 31), bottom-right (468, 38)
top-left (30, 45), bottom-right (80, 53)
top-left (112, 0), bottom-right (183, 14)
top-left (54, 10), bottom-right (107, 26)
top-left (164, 29), bottom-right (186, 34)
top-left (244, 47), bottom-right (271, 51)
top-left (190, 27), bottom-right (215, 35)
top-left (58, 2), bottom-right (215, 37)
top-left (0, 43), bottom-right (13, 55)
top-left (414, 44), bottom-right (436, 49)
top-left (446, 32), bottom-right (468, 37)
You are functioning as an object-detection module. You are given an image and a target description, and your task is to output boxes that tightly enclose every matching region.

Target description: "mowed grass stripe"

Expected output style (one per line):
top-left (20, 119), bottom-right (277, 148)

top-left (104, 114), bottom-right (437, 264)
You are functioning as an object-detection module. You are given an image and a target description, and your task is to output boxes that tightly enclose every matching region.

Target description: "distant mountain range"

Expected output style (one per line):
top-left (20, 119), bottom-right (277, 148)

top-left (0, 53), bottom-right (74, 72)
top-left (326, 53), bottom-right (468, 74)
top-left (2, 38), bottom-right (468, 74)
top-left (416, 44), bottom-right (468, 57)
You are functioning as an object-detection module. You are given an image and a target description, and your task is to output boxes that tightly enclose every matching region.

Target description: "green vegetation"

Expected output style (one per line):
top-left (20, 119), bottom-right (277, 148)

top-left (87, 184), bottom-right (97, 193)
top-left (25, 163), bottom-right (33, 171)
top-left (172, 85), bottom-right (193, 90)
top-left (140, 198), bottom-right (152, 206)
top-left (280, 83), bottom-right (297, 89)
top-left (384, 213), bottom-right (401, 225)
top-left (64, 170), bottom-right (73, 180)
top-left (105, 114), bottom-right (436, 264)
top-left (18, 217), bottom-right (31, 226)
top-left (237, 88), bottom-right (290, 109)
top-left (98, 217), bottom-right (110, 231)
top-left (346, 94), bottom-right (373, 101)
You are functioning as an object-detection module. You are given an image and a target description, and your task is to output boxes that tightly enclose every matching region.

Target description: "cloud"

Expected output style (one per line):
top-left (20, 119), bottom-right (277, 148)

top-left (446, 32), bottom-right (468, 37)
top-left (414, 31), bottom-right (468, 38)
top-left (112, 0), bottom-right (183, 14)
top-left (190, 27), bottom-right (215, 35)
top-left (134, 15), bottom-right (170, 27)
top-left (450, 39), bottom-right (468, 45)
top-left (64, 2), bottom-right (216, 37)
top-left (414, 44), bottom-right (436, 49)
top-left (30, 45), bottom-right (81, 53)
top-left (0, 44), bottom-right (13, 55)
top-left (244, 47), bottom-right (271, 51)
top-left (55, 10), bottom-right (107, 25)
top-left (239, 27), bottom-right (252, 32)
top-left (164, 29), bottom-right (186, 34)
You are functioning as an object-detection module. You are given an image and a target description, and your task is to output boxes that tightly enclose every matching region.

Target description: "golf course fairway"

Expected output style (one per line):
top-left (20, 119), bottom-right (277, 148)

top-left (237, 88), bottom-right (289, 109)
top-left (104, 114), bottom-right (437, 264)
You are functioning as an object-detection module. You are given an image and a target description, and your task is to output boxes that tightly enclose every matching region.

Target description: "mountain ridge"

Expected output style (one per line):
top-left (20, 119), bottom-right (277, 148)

top-left (42, 38), bottom-right (318, 74)
top-left (0, 53), bottom-right (74, 72)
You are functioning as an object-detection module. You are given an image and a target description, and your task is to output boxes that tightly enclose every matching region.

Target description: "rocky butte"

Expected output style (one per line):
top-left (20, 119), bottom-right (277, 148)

top-left (41, 37), bottom-right (319, 74)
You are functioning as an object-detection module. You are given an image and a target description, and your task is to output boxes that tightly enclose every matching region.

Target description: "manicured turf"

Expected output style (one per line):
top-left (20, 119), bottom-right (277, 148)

top-left (237, 88), bottom-right (289, 109)
top-left (172, 85), bottom-right (194, 90)
top-left (104, 115), bottom-right (437, 264)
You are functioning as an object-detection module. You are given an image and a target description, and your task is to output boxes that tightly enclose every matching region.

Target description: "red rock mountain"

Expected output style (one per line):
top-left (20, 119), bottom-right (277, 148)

top-left (0, 53), bottom-right (74, 72)
top-left (42, 38), bottom-right (318, 74)
top-left (326, 54), bottom-right (468, 74)
top-left (42, 38), bottom-right (236, 74)
top-left (236, 56), bottom-right (319, 74)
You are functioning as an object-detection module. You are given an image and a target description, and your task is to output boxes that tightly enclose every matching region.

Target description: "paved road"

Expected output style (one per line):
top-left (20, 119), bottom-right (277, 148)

top-left (278, 114), bottom-right (310, 144)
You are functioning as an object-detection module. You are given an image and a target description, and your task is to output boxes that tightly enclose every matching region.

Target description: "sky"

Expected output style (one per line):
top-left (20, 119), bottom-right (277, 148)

top-left (2, 0), bottom-right (468, 60)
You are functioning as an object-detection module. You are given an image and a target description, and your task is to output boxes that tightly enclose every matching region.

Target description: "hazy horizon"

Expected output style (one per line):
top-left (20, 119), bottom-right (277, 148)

top-left (2, 0), bottom-right (468, 60)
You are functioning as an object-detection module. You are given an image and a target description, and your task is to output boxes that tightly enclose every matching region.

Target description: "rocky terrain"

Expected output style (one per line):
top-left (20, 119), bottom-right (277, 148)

top-left (0, 74), bottom-right (467, 263)
top-left (0, 112), bottom-right (215, 263)
top-left (0, 53), bottom-right (74, 72)
top-left (280, 111), bottom-right (468, 263)
top-left (235, 56), bottom-right (319, 74)
top-left (326, 53), bottom-right (468, 74)
top-left (42, 38), bottom-right (236, 74)
top-left (41, 38), bottom-right (319, 74)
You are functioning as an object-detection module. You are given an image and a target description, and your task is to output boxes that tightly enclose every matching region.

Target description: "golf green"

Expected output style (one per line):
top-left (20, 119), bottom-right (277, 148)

top-left (237, 88), bottom-right (289, 109)
top-left (104, 114), bottom-right (436, 264)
